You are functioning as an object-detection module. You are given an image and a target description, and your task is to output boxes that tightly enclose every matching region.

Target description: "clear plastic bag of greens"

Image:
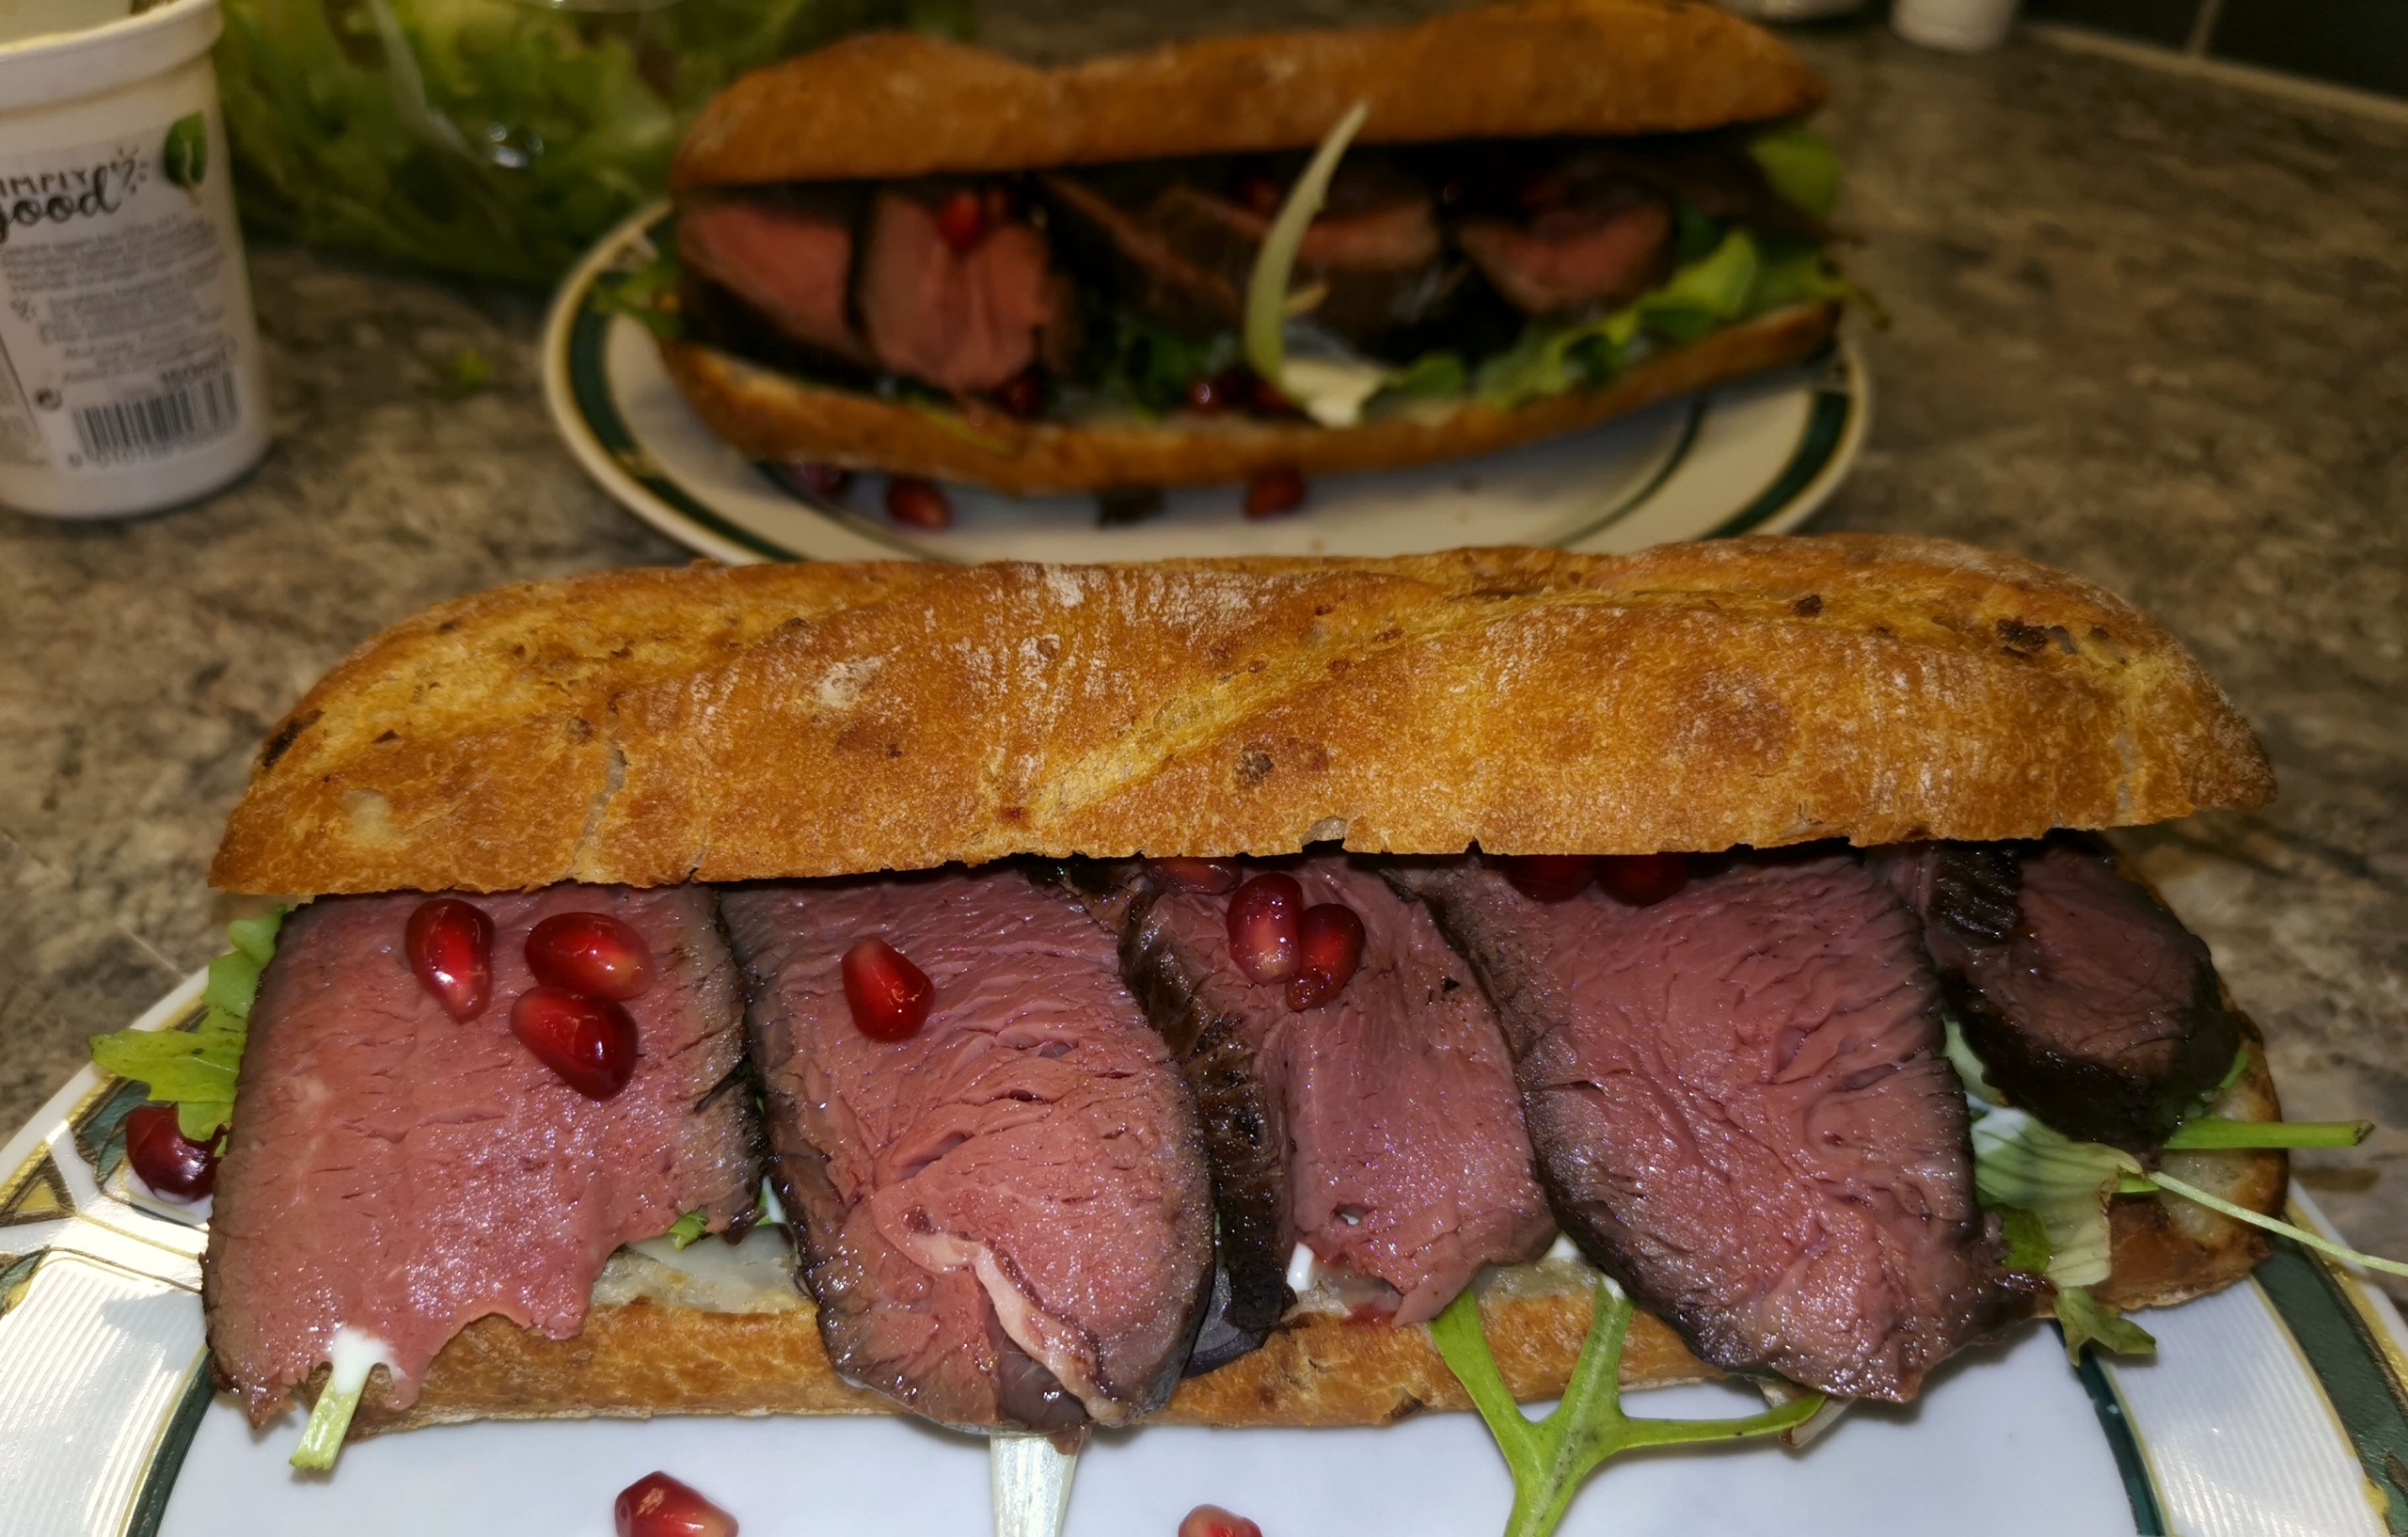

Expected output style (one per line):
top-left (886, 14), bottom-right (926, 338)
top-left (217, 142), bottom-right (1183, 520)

top-left (215, 0), bottom-right (968, 285)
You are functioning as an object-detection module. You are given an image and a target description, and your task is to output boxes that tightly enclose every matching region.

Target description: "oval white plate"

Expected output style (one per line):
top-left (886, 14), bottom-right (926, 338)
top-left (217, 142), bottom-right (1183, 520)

top-left (543, 203), bottom-right (1870, 566)
top-left (8, 974), bottom-right (2408, 1537)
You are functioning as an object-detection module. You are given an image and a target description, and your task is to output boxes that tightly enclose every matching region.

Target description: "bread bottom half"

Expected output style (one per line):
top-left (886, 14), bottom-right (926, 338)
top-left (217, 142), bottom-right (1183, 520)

top-left (337, 1037), bottom-right (2281, 1438)
top-left (656, 303), bottom-right (1841, 495)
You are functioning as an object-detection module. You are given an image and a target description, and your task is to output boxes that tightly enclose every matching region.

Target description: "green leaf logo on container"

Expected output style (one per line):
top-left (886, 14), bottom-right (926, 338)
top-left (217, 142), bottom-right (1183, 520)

top-left (162, 112), bottom-right (207, 196)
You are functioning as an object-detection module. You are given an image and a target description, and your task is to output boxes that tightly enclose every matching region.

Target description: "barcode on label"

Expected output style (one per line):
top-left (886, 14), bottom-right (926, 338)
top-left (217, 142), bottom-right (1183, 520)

top-left (71, 370), bottom-right (239, 463)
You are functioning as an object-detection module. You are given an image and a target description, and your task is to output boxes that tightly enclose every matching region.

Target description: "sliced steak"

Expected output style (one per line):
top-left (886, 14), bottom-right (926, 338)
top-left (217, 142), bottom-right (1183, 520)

top-left (1040, 166), bottom-right (1448, 347)
top-left (678, 197), bottom-right (874, 366)
top-left (203, 885), bottom-right (756, 1423)
top-left (856, 190), bottom-right (1056, 394)
top-left (1106, 855), bottom-right (1550, 1331)
top-left (1455, 198), bottom-right (1671, 316)
top-left (723, 869), bottom-right (1212, 1432)
top-left (1877, 838), bottom-right (2242, 1150)
top-left (1399, 852), bottom-right (2024, 1402)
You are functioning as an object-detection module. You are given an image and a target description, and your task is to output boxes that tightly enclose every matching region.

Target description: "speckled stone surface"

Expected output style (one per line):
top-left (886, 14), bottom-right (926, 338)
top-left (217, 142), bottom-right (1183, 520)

top-left (1, 9), bottom-right (2402, 1296)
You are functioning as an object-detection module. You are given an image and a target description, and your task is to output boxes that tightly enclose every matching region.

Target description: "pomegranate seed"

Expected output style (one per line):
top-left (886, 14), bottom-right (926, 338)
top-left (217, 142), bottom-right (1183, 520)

top-left (842, 939), bottom-right (935, 1042)
top-left (616, 1471), bottom-right (738, 1537)
top-left (1179, 1505), bottom-right (1263, 1537)
top-left (510, 987), bottom-right (640, 1100)
top-left (885, 475), bottom-right (953, 530)
top-left (1226, 873), bottom-right (1304, 984)
top-left (1244, 467), bottom-right (1307, 519)
top-left (1501, 854), bottom-right (1598, 903)
top-left (994, 367), bottom-right (1046, 419)
top-left (1185, 373), bottom-right (1228, 414)
top-left (1237, 174), bottom-right (1285, 216)
top-left (935, 187), bottom-right (989, 252)
top-left (1248, 377), bottom-right (1302, 418)
top-left (1149, 857), bottom-right (1242, 894)
top-left (526, 911), bottom-right (656, 1001)
top-left (124, 1104), bottom-right (218, 1201)
top-left (982, 183), bottom-right (1020, 225)
top-left (784, 461), bottom-right (854, 500)
top-left (1286, 902), bottom-right (1367, 1011)
top-left (1595, 853), bottom-right (1690, 907)
top-left (405, 897), bottom-right (494, 1021)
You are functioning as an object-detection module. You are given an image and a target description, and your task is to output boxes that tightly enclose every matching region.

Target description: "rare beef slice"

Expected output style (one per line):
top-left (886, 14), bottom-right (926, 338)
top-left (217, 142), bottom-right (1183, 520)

top-left (723, 867), bottom-right (1212, 1432)
top-left (1876, 836), bottom-right (2242, 1151)
top-left (204, 885), bottom-right (757, 1423)
top-left (1399, 851), bottom-right (2029, 1402)
top-left (1106, 855), bottom-right (1552, 1333)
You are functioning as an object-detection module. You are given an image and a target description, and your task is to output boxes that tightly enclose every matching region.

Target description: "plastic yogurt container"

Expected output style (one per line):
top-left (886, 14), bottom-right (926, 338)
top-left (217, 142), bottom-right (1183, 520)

top-left (0, 0), bottom-right (270, 517)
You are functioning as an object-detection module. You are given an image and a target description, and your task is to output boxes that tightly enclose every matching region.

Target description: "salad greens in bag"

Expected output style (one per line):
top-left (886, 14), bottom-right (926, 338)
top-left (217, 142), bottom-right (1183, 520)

top-left (215, 0), bottom-right (971, 284)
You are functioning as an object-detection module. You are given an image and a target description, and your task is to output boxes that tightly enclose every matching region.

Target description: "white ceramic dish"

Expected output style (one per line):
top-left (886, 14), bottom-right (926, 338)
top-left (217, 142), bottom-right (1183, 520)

top-left (8, 969), bottom-right (2408, 1537)
top-left (543, 203), bottom-right (1870, 566)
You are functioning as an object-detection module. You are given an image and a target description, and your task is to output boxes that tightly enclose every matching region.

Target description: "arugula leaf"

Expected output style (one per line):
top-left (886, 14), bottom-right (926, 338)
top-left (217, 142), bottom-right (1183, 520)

top-left (1095, 312), bottom-right (1236, 417)
top-left (665, 1210), bottom-right (710, 1249)
top-left (2162, 1116), bottom-right (2371, 1150)
top-left (2055, 1287), bottom-right (2157, 1363)
top-left (90, 909), bottom-right (284, 1142)
top-left (1431, 1276), bottom-right (1822, 1537)
top-left (1242, 101), bottom-right (1394, 427)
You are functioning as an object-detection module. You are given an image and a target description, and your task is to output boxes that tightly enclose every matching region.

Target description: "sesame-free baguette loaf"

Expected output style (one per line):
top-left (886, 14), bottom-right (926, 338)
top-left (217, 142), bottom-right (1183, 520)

top-left (211, 536), bottom-right (2272, 896)
top-left (670, 0), bottom-right (1823, 190)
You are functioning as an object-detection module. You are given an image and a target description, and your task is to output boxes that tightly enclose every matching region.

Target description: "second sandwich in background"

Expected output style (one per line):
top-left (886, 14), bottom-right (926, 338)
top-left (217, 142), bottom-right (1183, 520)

top-left (642, 0), bottom-right (1857, 503)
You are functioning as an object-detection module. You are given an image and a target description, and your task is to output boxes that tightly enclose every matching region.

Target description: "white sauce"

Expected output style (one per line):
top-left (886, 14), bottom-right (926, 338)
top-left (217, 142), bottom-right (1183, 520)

top-left (325, 1326), bottom-right (396, 1397)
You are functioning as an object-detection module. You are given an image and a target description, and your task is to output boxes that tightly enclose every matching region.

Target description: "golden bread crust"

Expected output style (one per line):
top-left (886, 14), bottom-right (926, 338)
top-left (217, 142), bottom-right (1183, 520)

top-left (210, 536), bottom-right (2273, 896)
top-left (657, 303), bottom-right (1839, 492)
top-left (671, 0), bottom-right (1823, 189)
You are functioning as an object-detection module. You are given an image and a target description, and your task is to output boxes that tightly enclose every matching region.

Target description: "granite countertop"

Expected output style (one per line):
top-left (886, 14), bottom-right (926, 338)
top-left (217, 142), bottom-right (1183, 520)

top-left (2, 7), bottom-right (2402, 1285)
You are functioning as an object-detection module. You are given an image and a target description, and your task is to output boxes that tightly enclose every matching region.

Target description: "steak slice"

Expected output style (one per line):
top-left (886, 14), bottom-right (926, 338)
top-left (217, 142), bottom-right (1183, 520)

top-left (856, 190), bottom-right (1057, 394)
top-left (678, 197), bottom-right (875, 367)
top-left (1039, 165), bottom-right (1449, 347)
top-left (1877, 837), bottom-right (2242, 1151)
top-left (1399, 851), bottom-right (2026, 1402)
top-left (203, 885), bottom-right (757, 1423)
top-left (1106, 855), bottom-right (1551, 1331)
top-left (1455, 198), bottom-right (1671, 317)
top-left (723, 868), bottom-right (1212, 1432)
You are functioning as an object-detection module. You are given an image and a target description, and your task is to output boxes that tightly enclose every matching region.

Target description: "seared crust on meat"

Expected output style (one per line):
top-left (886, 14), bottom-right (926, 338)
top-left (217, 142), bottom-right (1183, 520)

top-left (212, 535), bottom-right (2272, 896)
top-left (654, 302), bottom-right (1838, 493)
top-left (671, 0), bottom-right (1822, 190)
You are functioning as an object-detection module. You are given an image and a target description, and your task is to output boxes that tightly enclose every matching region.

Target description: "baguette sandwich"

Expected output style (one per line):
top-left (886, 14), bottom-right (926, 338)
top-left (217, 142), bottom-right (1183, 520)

top-left (176, 535), bottom-right (2296, 1462)
top-left (646, 0), bottom-right (1854, 501)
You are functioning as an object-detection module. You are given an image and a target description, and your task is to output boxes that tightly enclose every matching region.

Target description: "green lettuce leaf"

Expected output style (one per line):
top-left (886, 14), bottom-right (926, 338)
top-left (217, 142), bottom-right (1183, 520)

top-left (1748, 130), bottom-right (1842, 220)
top-left (2054, 1286), bottom-right (2157, 1363)
top-left (665, 1210), bottom-right (709, 1249)
top-left (1998, 1204), bottom-right (2052, 1274)
top-left (1970, 1107), bottom-right (2136, 1289)
top-left (1431, 1276), bottom-right (1822, 1537)
top-left (594, 239), bottom-right (685, 341)
top-left (1636, 229), bottom-right (1761, 343)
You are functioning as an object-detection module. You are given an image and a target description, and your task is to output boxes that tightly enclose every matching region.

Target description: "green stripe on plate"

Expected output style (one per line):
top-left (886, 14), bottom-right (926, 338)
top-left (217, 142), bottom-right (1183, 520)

top-left (1704, 350), bottom-right (1855, 541)
top-left (2256, 1236), bottom-right (2408, 1533)
top-left (565, 298), bottom-right (796, 564)
top-left (2066, 1326), bottom-right (2170, 1534)
top-left (123, 1356), bottom-right (214, 1537)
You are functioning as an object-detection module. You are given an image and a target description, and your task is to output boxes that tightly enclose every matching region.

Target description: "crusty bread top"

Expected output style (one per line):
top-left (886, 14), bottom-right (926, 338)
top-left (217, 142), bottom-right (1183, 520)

top-left (671, 0), bottom-right (1823, 190)
top-left (210, 537), bottom-right (2273, 895)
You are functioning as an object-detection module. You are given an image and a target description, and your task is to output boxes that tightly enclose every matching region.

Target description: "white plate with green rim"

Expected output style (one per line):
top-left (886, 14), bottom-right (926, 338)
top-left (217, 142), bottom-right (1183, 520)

top-left (543, 202), bottom-right (1870, 567)
top-left (8, 966), bottom-right (2408, 1537)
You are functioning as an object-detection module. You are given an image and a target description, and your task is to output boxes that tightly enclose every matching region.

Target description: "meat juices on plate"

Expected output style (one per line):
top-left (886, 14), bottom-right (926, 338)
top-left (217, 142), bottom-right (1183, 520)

top-left (1107, 854), bottom-right (1552, 1334)
top-left (1400, 850), bottom-right (2031, 1402)
top-left (204, 885), bottom-right (758, 1422)
top-left (1876, 836), bottom-right (2242, 1151)
top-left (723, 868), bottom-right (1212, 1432)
